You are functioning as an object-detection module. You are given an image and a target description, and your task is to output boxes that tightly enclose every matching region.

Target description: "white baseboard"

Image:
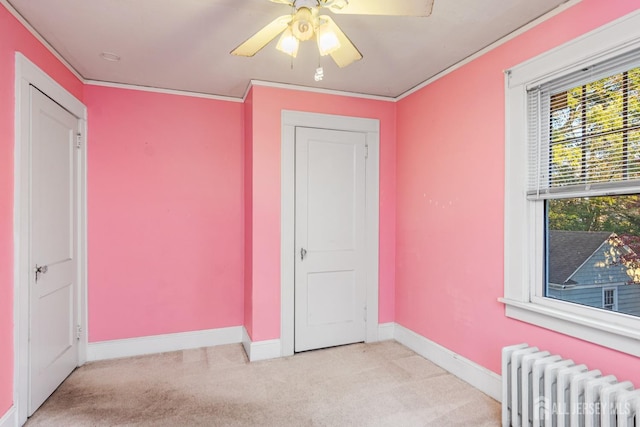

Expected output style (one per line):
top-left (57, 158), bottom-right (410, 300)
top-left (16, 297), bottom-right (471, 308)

top-left (393, 323), bottom-right (502, 402)
top-left (242, 327), bottom-right (282, 362)
top-left (86, 326), bottom-right (243, 362)
top-left (377, 322), bottom-right (395, 341)
top-left (0, 406), bottom-right (16, 427)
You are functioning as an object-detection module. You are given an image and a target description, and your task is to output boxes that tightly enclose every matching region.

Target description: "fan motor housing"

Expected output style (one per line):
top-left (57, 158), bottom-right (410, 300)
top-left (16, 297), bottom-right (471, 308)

top-left (292, 7), bottom-right (315, 40)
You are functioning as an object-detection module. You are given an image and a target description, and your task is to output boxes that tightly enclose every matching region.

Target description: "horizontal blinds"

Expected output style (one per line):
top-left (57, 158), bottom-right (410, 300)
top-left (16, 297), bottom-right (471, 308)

top-left (527, 48), bottom-right (640, 200)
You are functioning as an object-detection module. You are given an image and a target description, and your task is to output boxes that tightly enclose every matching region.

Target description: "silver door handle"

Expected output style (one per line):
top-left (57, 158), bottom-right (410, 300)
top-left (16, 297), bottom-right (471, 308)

top-left (35, 264), bottom-right (48, 282)
top-left (300, 248), bottom-right (307, 261)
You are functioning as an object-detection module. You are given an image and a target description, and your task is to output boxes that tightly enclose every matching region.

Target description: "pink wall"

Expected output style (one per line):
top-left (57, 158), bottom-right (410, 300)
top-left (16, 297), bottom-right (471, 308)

top-left (396, 0), bottom-right (640, 385)
top-left (246, 85), bottom-right (396, 340)
top-left (0, 4), bottom-right (84, 415)
top-left (244, 88), bottom-right (254, 338)
top-left (86, 86), bottom-right (244, 341)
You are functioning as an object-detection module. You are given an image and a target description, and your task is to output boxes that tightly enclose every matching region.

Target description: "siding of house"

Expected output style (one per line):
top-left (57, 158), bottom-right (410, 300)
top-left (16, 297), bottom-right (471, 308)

top-left (549, 285), bottom-right (640, 317)
top-left (548, 286), bottom-right (605, 309)
top-left (548, 240), bottom-right (640, 317)
top-left (618, 285), bottom-right (640, 316)
top-left (566, 242), bottom-right (632, 286)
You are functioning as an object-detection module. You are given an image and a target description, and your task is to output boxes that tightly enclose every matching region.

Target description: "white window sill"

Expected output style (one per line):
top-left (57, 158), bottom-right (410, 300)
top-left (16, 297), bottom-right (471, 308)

top-left (499, 297), bottom-right (640, 357)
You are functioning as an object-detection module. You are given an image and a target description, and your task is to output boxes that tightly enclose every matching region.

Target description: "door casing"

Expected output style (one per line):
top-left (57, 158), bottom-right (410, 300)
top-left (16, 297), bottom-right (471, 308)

top-left (14, 53), bottom-right (88, 425)
top-left (281, 110), bottom-right (380, 357)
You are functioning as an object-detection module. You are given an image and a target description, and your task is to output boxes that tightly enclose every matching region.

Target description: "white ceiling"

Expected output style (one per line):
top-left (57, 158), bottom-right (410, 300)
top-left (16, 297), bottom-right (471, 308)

top-left (5, 0), bottom-right (572, 99)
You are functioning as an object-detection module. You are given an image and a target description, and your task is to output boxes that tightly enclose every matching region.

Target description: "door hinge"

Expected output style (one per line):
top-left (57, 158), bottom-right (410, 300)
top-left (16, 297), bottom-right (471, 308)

top-left (365, 144), bottom-right (369, 159)
top-left (76, 133), bottom-right (82, 149)
top-left (76, 325), bottom-right (82, 341)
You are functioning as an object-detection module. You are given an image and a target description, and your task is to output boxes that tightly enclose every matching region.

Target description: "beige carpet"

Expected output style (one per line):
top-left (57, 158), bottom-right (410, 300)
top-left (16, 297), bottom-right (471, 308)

top-left (26, 341), bottom-right (500, 426)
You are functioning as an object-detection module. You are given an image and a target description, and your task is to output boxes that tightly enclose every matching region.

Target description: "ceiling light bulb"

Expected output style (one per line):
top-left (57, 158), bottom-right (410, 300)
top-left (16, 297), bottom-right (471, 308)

top-left (317, 24), bottom-right (340, 56)
top-left (292, 7), bottom-right (314, 41)
top-left (276, 27), bottom-right (299, 58)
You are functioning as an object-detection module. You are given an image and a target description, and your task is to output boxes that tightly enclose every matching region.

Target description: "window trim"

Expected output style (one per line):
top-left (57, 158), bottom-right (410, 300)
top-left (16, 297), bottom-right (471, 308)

top-left (502, 10), bottom-right (640, 357)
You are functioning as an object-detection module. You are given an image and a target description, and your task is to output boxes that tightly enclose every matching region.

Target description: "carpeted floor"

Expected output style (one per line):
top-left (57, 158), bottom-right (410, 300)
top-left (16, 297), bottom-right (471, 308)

top-left (25, 341), bottom-right (500, 426)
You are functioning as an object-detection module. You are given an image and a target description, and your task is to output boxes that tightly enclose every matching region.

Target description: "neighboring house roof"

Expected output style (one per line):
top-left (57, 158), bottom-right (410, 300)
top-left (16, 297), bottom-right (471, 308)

top-left (548, 230), bottom-right (614, 285)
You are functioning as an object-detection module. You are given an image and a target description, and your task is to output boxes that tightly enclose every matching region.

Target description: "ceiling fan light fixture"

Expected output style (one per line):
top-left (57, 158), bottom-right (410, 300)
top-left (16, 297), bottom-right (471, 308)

top-left (235, 0), bottom-right (428, 67)
top-left (316, 22), bottom-right (340, 56)
top-left (276, 27), bottom-right (300, 57)
top-left (291, 7), bottom-right (314, 41)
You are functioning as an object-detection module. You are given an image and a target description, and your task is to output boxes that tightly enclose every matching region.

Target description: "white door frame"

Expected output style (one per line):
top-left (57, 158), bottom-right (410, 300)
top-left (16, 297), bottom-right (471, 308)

top-left (14, 53), bottom-right (88, 425)
top-left (280, 110), bottom-right (380, 357)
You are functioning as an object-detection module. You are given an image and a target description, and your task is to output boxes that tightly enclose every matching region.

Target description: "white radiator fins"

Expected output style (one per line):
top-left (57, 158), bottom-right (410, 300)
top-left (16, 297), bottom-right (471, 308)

top-left (503, 343), bottom-right (531, 427)
top-left (512, 346), bottom-right (542, 427)
top-left (584, 375), bottom-right (618, 427)
top-left (522, 350), bottom-right (551, 427)
top-left (601, 382), bottom-right (634, 427)
top-left (633, 396), bottom-right (640, 427)
top-left (544, 359), bottom-right (576, 427)
top-left (614, 389), bottom-right (640, 427)
top-left (569, 370), bottom-right (602, 427)
top-left (633, 398), bottom-right (640, 427)
top-left (502, 344), bottom-right (637, 427)
top-left (533, 355), bottom-right (564, 427)
top-left (557, 364), bottom-right (589, 427)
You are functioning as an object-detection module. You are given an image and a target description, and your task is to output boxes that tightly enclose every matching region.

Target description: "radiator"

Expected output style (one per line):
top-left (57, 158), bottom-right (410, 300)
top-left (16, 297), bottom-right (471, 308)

top-left (502, 343), bottom-right (640, 427)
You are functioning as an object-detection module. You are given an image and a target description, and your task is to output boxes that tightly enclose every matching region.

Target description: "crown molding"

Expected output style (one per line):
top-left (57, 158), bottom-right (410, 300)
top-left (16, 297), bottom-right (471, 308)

top-left (249, 80), bottom-right (396, 102)
top-left (85, 80), bottom-right (243, 103)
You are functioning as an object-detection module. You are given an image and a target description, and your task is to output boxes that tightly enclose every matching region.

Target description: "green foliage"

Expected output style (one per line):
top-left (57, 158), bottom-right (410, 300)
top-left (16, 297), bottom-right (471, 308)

top-left (548, 195), bottom-right (640, 234)
top-left (548, 66), bottom-right (640, 235)
top-left (549, 67), bottom-right (640, 185)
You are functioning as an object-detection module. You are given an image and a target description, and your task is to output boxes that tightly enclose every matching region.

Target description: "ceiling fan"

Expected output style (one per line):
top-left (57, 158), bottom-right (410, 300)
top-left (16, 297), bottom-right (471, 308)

top-left (231, 0), bottom-right (435, 68)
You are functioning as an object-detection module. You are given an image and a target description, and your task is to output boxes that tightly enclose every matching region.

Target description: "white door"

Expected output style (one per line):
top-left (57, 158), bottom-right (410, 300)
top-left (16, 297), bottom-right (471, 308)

top-left (294, 127), bottom-right (367, 352)
top-left (29, 86), bottom-right (79, 414)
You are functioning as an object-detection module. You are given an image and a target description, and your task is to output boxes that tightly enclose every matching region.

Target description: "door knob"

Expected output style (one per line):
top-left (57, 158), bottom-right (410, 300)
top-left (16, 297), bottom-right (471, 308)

top-left (35, 264), bottom-right (48, 282)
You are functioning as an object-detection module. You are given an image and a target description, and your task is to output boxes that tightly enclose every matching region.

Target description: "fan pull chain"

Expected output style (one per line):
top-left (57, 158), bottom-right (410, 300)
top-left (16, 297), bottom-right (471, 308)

top-left (315, 55), bottom-right (324, 81)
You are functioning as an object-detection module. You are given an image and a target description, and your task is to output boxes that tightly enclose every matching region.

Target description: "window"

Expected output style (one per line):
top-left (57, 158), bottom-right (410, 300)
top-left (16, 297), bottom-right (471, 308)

top-left (546, 195), bottom-right (640, 317)
top-left (538, 58), bottom-right (640, 317)
top-left (539, 62), bottom-right (640, 319)
top-left (503, 12), bottom-right (640, 357)
top-left (603, 288), bottom-right (618, 311)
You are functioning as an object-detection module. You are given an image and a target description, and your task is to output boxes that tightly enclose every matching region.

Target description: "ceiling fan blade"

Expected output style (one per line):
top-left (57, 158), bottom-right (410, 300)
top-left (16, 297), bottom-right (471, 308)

top-left (231, 15), bottom-right (292, 57)
top-left (269, 0), bottom-right (294, 4)
top-left (321, 16), bottom-right (362, 68)
top-left (326, 0), bottom-right (434, 16)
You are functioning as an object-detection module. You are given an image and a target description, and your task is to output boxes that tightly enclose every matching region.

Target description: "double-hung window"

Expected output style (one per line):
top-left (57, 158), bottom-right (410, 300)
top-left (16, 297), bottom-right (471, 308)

top-left (603, 288), bottom-right (618, 311)
top-left (503, 12), bottom-right (640, 356)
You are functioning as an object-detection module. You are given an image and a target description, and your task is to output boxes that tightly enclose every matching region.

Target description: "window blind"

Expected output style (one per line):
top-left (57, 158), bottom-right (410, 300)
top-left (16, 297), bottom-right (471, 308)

top-left (527, 48), bottom-right (640, 200)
